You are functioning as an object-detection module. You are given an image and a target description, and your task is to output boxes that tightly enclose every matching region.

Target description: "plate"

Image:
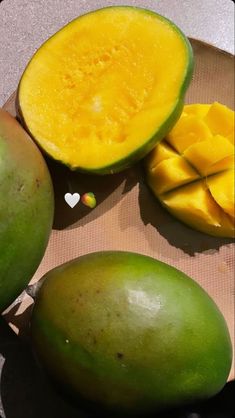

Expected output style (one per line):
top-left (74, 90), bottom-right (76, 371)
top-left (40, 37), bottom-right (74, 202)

top-left (3, 39), bottom-right (235, 385)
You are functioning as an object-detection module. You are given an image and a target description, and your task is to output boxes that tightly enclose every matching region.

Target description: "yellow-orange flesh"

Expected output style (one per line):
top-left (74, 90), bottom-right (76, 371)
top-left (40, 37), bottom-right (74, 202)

top-left (146, 103), bottom-right (235, 238)
top-left (18, 7), bottom-right (190, 170)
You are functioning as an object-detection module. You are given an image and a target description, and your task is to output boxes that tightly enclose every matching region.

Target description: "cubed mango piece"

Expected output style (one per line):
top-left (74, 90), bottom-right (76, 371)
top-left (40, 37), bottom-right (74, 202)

top-left (204, 102), bottom-right (234, 137)
top-left (166, 115), bottom-right (212, 153)
top-left (162, 180), bottom-right (221, 227)
top-left (184, 104), bottom-right (211, 118)
top-left (145, 140), bottom-right (177, 170)
top-left (204, 155), bottom-right (234, 174)
top-left (207, 169), bottom-right (235, 218)
top-left (183, 135), bottom-right (234, 176)
top-left (147, 156), bottom-right (199, 195)
top-left (227, 130), bottom-right (234, 145)
top-left (161, 180), bottom-right (234, 237)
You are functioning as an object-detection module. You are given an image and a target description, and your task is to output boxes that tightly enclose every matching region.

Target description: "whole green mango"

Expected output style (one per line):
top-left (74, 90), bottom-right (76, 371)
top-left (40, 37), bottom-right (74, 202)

top-left (31, 251), bottom-right (232, 413)
top-left (0, 109), bottom-right (54, 312)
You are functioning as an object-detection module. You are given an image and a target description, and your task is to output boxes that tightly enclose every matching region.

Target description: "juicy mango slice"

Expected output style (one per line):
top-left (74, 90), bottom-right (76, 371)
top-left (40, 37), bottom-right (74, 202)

top-left (166, 115), bottom-right (212, 153)
top-left (183, 135), bottom-right (234, 176)
top-left (227, 130), bottom-right (234, 145)
top-left (161, 180), bottom-right (228, 233)
top-left (146, 142), bottom-right (177, 170)
top-left (184, 104), bottom-right (211, 118)
top-left (146, 103), bottom-right (235, 237)
top-left (204, 102), bottom-right (234, 137)
top-left (207, 170), bottom-right (235, 218)
top-left (148, 157), bottom-right (199, 195)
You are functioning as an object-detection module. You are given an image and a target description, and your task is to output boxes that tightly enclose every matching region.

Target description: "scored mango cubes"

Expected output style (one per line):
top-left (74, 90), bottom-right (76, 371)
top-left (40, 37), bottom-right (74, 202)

top-left (146, 102), bottom-right (235, 237)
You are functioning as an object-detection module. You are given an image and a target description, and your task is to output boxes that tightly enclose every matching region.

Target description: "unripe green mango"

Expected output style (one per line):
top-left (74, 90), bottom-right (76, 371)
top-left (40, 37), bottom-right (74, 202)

top-left (31, 251), bottom-right (232, 412)
top-left (0, 109), bottom-right (54, 312)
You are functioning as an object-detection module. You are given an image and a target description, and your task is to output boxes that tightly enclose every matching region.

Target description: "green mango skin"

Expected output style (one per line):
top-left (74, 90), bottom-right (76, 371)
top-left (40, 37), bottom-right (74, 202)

top-left (31, 251), bottom-right (232, 412)
top-left (0, 109), bottom-right (54, 312)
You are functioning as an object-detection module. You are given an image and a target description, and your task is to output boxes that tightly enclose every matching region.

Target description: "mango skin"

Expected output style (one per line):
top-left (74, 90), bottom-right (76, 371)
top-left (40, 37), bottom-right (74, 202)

top-left (0, 109), bottom-right (54, 312)
top-left (31, 251), bottom-right (232, 412)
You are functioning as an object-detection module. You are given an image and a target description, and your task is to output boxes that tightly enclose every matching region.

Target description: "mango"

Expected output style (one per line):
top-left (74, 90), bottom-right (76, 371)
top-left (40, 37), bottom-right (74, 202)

top-left (183, 135), bottom-right (234, 176)
top-left (31, 251), bottom-right (232, 413)
top-left (166, 115), bottom-right (212, 153)
top-left (204, 102), bottom-right (234, 137)
top-left (0, 109), bottom-right (54, 312)
top-left (18, 7), bottom-right (193, 174)
top-left (146, 103), bottom-right (235, 237)
top-left (207, 169), bottom-right (234, 218)
top-left (148, 156), bottom-right (199, 195)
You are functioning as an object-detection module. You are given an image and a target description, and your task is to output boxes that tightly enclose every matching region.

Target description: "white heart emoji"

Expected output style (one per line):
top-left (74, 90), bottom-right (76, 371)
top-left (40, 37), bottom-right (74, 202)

top-left (64, 192), bottom-right (80, 208)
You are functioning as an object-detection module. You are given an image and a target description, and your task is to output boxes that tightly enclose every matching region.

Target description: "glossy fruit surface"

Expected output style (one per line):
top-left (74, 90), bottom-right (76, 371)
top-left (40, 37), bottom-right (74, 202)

top-left (18, 6), bottom-right (193, 174)
top-left (146, 103), bottom-right (234, 237)
top-left (0, 109), bottom-right (54, 312)
top-left (31, 251), bottom-right (232, 412)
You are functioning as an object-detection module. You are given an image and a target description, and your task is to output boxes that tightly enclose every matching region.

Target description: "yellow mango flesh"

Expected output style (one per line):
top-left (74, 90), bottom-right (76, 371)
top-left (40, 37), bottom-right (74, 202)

top-left (184, 104), bottom-right (211, 118)
top-left (183, 135), bottom-right (234, 176)
top-left (148, 157), bottom-right (199, 195)
top-left (146, 142), bottom-right (178, 170)
top-left (18, 7), bottom-right (191, 171)
top-left (146, 103), bottom-right (235, 238)
top-left (207, 170), bottom-right (235, 219)
top-left (166, 115), bottom-right (212, 153)
top-left (204, 102), bottom-right (234, 137)
top-left (164, 181), bottom-right (219, 227)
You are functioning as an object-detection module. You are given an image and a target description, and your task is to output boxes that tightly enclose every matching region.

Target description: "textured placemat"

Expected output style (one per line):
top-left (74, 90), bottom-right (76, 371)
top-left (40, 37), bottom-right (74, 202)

top-left (3, 39), bottom-right (235, 381)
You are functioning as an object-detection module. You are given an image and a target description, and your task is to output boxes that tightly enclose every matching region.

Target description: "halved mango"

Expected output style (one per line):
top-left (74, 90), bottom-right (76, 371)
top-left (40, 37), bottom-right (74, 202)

top-left (18, 7), bottom-right (193, 173)
top-left (146, 103), bottom-right (235, 237)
